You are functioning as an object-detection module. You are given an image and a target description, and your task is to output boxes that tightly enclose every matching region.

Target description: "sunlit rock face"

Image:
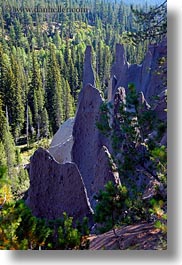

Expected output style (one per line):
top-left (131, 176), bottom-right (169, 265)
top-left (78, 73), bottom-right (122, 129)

top-left (49, 117), bottom-right (75, 163)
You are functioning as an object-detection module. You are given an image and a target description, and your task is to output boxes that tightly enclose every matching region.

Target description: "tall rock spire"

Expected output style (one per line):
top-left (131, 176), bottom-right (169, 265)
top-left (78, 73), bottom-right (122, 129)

top-left (77, 45), bottom-right (96, 109)
top-left (109, 44), bottom-right (128, 99)
top-left (82, 46), bottom-right (95, 89)
top-left (72, 84), bottom-right (103, 202)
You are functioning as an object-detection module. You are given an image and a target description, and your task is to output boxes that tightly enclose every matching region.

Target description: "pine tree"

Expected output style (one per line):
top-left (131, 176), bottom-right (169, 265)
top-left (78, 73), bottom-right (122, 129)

top-left (64, 80), bottom-right (75, 120)
top-left (28, 51), bottom-right (48, 139)
top-left (127, 1), bottom-right (167, 45)
top-left (68, 57), bottom-right (79, 100)
top-left (9, 54), bottom-right (25, 140)
top-left (0, 45), bottom-right (24, 141)
top-left (0, 141), bottom-right (6, 168)
top-left (41, 108), bottom-right (50, 138)
top-left (0, 96), bottom-right (16, 179)
top-left (45, 44), bottom-right (64, 133)
top-left (0, 96), bottom-right (6, 141)
top-left (94, 181), bottom-right (128, 234)
top-left (97, 40), bottom-right (104, 88)
top-left (53, 29), bottom-right (62, 49)
top-left (0, 45), bottom-right (10, 103)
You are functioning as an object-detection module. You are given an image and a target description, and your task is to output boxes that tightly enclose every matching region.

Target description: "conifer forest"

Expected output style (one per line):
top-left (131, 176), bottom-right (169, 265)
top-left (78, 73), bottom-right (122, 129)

top-left (0, 0), bottom-right (167, 250)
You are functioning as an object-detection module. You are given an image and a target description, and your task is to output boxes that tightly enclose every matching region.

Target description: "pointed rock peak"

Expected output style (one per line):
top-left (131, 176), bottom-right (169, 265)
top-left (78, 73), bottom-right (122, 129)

top-left (108, 75), bottom-right (117, 101)
top-left (26, 147), bottom-right (93, 223)
top-left (111, 44), bottom-right (128, 88)
top-left (82, 45), bottom-right (95, 90)
top-left (85, 45), bottom-right (92, 62)
top-left (78, 83), bottom-right (103, 112)
top-left (72, 83), bottom-right (103, 202)
top-left (98, 146), bottom-right (120, 185)
top-left (83, 83), bottom-right (103, 100)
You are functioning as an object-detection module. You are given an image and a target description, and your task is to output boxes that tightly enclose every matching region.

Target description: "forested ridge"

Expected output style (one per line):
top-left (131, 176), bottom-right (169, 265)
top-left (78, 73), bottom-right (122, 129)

top-left (0, 0), bottom-right (153, 136)
top-left (0, 0), bottom-right (167, 250)
top-left (0, 0), bottom-right (154, 187)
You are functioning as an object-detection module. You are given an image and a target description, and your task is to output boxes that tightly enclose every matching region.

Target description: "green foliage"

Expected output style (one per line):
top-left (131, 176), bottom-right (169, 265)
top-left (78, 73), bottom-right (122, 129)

top-left (0, 0), bottom-right (167, 248)
top-left (96, 83), bottom-right (167, 233)
top-left (56, 212), bottom-right (82, 250)
top-left (98, 83), bottom-right (167, 189)
top-left (154, 220), bottom-right (167, 234)
top-left (0, 142), bottom-right (7, 167)
top-left (96, 102), bottom-right (111, 136)
top-left (0, 200), bottom-right (89, 250)
top-left (0, 165), bottom-right (8, 190)
top-left (0, 0), bottom-right (156, 145)
top-left (94, 181), bottom-right (154, 233)
top-left (127, 1), bottom-right (167, 45)
top-left (46, 213), bottom-right (90, 250)
top-left (11, 168), bottom-right (29, 200)
top-left (94, 181), bottom-right (128, 233)
top-left (0, 200), bottom-right (51, 249)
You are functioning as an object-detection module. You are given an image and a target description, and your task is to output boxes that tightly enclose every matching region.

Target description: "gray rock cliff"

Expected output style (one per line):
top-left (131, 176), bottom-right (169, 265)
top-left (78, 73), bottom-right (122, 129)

top-left (72, 84), bottom-right (104, 201)
top-left (26, 148), bottom-right (93, 222)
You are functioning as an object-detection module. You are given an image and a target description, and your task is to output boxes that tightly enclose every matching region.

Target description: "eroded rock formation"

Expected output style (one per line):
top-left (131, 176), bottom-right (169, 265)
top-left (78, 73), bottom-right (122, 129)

top-left (26, 39), bottom-right (167, 224)
top-left (82, 46), bottom-right (95, 89)
top-left (110, 37), bottom-right (167, 103)
top-left (26, 148), bottom-right (93, 222)
top-left (72, 84), bottom-right (103, 200)
top-left (78, 46), bottom-right (96, 107)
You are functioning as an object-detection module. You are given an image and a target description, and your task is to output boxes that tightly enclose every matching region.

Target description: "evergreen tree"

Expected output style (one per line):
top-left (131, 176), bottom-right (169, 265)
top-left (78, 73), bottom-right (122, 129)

top-left (0, 141), bottom-right (6, 168)
top-left (9, 54), bottom-right (25, 140)
top-left (53, 29), bottom-right (62, 49)
top-left (41, 108), bottom-right (50, 138)
top-left (94, 181), bottom-right (128, 234)
top-left (45, 44), bottom-right (64, 133)
top-left (0, 96), bottom-right (16, 179)
top-left (28, 51), bottom-right (48, 139)
top-left (127, 1), bottom-right (167, 45)
top-left (64, 80), bottom-right (75, 120)
top-left (0, 96), bottom-right (6, 141)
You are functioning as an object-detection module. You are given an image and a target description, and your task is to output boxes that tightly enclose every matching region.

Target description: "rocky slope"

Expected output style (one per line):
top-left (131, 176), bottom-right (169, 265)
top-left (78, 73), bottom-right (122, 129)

top-left (89, 222), bottom-right (167, 250)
